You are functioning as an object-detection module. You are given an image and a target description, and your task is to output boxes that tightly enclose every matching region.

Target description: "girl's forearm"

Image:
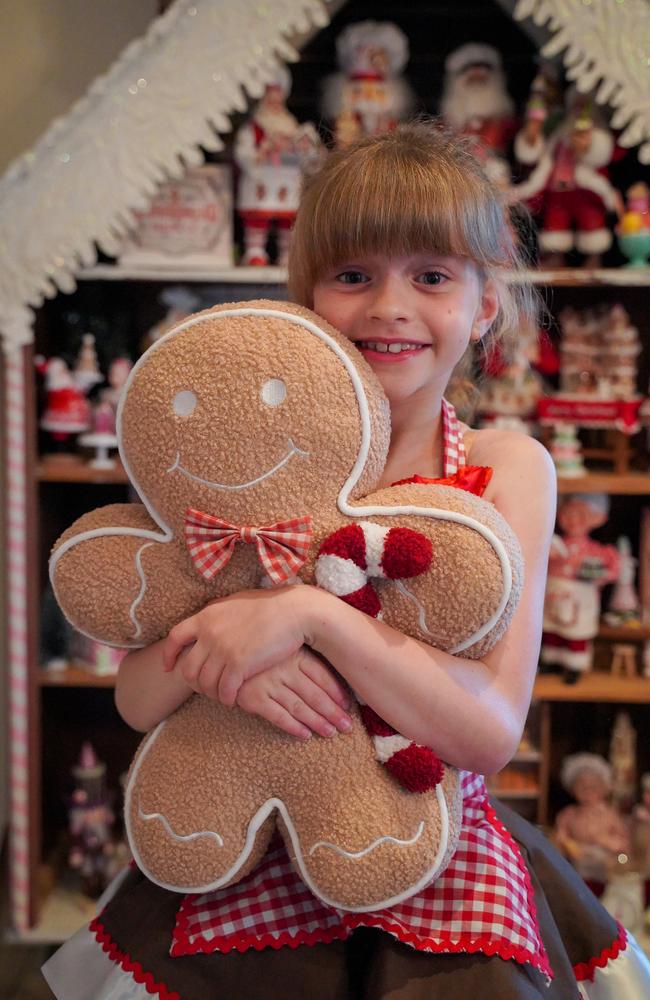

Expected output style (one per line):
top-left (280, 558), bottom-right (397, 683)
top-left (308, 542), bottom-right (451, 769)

top-left (303, 588), bottom-right (522, 775)
top-left (115, 639), bottom-right (194, 732)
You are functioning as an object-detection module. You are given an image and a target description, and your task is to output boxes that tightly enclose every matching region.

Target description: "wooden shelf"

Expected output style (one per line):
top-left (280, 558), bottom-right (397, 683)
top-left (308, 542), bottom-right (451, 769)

top-left (557, 472), bottom-right (650, 494)
top-left (534, 672), bottom-right (650, 703)
top-left (76, 264), bottom-right (650, 288)
top-left (599, 624), bottom-right (650, 642)
top-left (511, 749), bottom-right (542, 763)
top-left (39, 664), bottom-right (118, 687)
top-left (78, 263), bottom-right (288, 284)
top-left (487, 787), bottom-right (540, 799)
top-left (37, 455), bottom-right (129, 483)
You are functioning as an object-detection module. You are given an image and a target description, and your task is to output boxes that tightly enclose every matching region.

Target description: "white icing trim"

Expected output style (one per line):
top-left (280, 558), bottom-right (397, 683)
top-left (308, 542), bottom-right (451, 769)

top-left (309, 821), bottom-right (425, 860)
top-left (124, 719), bottom-right (452, 912)
top-left (167, 438), bottom-right (309, 491)
top-left (137, 799), bottom-right (224, 846)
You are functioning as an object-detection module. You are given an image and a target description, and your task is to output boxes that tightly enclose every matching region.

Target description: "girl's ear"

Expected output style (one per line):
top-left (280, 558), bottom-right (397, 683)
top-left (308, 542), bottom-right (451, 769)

top-left (472, 279), bottom-right (499, 342)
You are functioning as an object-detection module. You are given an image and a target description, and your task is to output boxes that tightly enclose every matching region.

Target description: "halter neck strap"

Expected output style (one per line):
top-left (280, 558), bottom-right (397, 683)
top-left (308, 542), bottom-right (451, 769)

top-left (441, 398), bottom-right (466, 476)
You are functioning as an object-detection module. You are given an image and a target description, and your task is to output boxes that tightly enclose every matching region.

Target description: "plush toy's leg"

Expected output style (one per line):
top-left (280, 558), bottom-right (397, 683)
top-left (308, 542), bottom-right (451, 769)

top-left (316, 523), bottom-right (443, 792)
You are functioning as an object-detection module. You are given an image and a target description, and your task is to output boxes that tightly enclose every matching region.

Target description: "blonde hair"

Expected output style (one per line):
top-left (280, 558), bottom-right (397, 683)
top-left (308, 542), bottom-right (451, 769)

top-left (288, 121), bottom-right (539, 419)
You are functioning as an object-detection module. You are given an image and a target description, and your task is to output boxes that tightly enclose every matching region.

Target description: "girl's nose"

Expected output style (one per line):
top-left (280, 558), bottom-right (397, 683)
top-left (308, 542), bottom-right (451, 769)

top-left (367, 276), bottom-right (411, 323)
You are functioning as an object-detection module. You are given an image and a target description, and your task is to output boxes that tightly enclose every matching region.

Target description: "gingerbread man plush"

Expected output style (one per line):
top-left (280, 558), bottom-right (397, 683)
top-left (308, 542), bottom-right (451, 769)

top-left (50, 301), bottom-right (523, 911)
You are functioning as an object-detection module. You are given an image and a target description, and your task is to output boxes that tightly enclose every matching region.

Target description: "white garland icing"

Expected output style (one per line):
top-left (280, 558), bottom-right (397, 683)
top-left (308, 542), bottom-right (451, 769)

top-left (514, 0), bottom-right (650, 163)
top-left (0, 0), bottom-right (331, 350)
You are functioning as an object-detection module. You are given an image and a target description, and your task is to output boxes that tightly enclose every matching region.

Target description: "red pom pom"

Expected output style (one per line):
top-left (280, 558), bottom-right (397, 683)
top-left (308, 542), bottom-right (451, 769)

top-left (359, 703), bottom-right (397, 738)
top-left (381, 528), bottom-right (433, 580)
top-left (342, 583), bottom-right (381, 617)
top-left (384, 746), bottom-right (445, 792)
top-left (318, 524), bottom-right (367, 568)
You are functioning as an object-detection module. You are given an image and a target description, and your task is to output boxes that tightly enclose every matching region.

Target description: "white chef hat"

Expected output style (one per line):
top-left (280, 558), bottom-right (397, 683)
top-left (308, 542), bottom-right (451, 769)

top-left (336, 20), bottom-right (410, 76)
top-left (445, 42), bottom-right (503, 77)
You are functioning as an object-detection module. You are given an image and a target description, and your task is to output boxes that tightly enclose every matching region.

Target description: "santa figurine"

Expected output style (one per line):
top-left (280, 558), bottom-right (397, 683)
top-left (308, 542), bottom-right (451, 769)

top-left (510, 97), bottom-right (624, 267)
top-left (38, 357), bottom-right (92, 443)
top-left (321, 20), bottom-right (414, 148)
top-left (233, 67), bottom-right (323, 267)
top-left (541, 493), bottom-right (620, 683)
top-left (439, 42), bottom-right (517, 174)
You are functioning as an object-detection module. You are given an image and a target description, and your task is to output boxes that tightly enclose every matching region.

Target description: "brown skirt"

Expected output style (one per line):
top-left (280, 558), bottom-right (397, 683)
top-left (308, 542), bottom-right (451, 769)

top-left (80, 800), bottom-right (622, 999)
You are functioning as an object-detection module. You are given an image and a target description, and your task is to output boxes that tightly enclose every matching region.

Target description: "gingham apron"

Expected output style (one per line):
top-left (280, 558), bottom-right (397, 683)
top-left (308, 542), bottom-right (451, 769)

top-left (168, 401), bottom-right (551, 979)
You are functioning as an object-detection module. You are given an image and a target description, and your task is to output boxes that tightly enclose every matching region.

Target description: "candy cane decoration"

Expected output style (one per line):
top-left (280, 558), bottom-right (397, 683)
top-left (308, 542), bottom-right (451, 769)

top-left (316, 523), bottom-right (444, 793)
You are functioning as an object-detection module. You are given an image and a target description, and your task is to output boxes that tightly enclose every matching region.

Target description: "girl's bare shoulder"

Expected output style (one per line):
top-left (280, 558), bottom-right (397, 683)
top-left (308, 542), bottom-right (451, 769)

top-left (462, 425), bottom-right (556, 502)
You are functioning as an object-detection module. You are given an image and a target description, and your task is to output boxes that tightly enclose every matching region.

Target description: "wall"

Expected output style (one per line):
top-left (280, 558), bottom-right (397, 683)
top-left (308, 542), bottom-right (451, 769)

top-left (0, 0), bottom-right (158, 846)
top-left (0, 0), bottom-right (159, 174)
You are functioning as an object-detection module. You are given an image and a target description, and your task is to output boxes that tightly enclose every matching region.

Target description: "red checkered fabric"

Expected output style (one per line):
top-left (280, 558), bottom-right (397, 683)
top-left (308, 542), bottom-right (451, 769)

top-left (184, 509), bottom-right (313, 585)
top-left (170, 773), bottom-right (551, 979)
top-left (441, 397), bottom-right (466, 475)
top-left (170, 405), bottom-right (553, 974)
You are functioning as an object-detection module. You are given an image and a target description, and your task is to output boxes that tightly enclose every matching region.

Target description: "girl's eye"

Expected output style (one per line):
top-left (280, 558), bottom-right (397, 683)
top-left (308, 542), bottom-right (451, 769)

top-left (335, 270), bottom-right (368, 285)
top-left (417, 271), bottom-right (447, 286)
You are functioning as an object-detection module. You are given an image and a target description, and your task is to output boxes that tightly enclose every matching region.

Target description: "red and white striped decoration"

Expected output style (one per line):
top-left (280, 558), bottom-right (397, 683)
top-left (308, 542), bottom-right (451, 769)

top-left (5, 347), bottom-right (32, 932)
top-left (316, 521), bottom-right (444, 793)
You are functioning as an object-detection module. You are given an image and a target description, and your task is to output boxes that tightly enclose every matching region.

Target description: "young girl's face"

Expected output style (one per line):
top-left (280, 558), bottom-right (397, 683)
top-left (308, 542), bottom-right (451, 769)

top-left (313, 253), bottom-right (498, 409)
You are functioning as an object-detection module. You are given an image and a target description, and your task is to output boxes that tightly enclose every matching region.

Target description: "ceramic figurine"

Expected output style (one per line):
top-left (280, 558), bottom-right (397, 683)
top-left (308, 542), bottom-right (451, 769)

top-left (234, 67), bottom-right (323, 266)
top-left (510, 98), bottom-right (624, 267)
top-left (631, 773), bottom-right (650, 875)
top-left (609, 711), bottom-right (637, 813)
top-left (67, 742), bottom-right (117, 898)
top-left (548, 424), bottom-right (586, 478)
top-left (440, 43), bottom-right (517, 167)
top-left (321, 20), bottom-right (414, 148)
top-left (541, 493), bottom-right (620, 682)
top-left (74, 333), bottom-right (103, 394)
top-left (38, 356), bottom-right (92, 442)
top-left (604, 537), bottom-right (641, 627)
top-left (554, 752), bottom-right (630, 885)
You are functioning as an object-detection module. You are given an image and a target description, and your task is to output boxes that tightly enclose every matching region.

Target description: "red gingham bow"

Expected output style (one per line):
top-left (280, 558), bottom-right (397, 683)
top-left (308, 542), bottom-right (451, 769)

top-left (184, 508), bottom-right (313, 585)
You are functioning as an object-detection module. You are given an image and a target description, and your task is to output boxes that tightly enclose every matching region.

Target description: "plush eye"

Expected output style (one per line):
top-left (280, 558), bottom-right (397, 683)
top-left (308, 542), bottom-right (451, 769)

top-left (260, 378), bottom-right (286, 407)
top-left (172, 389), bottom-right (197, 417)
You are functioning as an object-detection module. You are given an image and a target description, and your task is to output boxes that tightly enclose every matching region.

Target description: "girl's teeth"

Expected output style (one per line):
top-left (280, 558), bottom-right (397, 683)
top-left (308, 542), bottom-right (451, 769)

top-left (362, 342), bottom-right (421, 353)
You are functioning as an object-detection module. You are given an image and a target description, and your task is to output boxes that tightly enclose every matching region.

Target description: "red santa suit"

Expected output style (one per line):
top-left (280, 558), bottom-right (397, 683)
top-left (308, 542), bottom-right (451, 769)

top-left (512, 118), bottom-right (620, 257)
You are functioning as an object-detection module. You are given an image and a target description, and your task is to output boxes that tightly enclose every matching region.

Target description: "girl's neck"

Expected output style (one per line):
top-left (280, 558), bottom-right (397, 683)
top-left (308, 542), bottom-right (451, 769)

top-left (379, 393), bottom-right (444, 486)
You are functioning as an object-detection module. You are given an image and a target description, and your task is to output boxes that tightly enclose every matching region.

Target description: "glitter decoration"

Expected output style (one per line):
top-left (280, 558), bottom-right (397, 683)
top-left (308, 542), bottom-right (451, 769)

top-left (515, 0), bottom-right (650, 162)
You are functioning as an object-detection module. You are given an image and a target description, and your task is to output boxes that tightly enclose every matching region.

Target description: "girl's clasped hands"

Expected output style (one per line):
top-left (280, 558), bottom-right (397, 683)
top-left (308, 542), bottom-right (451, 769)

top-left (162, 586), bottom-right (353, 741)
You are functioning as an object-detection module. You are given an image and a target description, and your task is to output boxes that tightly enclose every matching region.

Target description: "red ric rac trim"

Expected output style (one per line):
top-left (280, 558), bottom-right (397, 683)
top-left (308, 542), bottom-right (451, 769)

top-left (573, 922), bottom-right (627, 983)
top-left (391, 466), bottom-right (493, 497)
top-left (90, 917), bottom-right (180, 1000)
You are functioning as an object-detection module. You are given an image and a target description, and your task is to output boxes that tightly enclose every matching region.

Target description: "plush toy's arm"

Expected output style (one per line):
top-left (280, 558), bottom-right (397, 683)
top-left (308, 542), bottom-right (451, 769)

top-left (50, 503), bottom-right (168, 648)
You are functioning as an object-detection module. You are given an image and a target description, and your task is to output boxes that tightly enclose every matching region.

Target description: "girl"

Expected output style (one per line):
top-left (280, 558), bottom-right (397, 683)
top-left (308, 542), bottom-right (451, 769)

top-left (43, 124), bottom-right (650, 998)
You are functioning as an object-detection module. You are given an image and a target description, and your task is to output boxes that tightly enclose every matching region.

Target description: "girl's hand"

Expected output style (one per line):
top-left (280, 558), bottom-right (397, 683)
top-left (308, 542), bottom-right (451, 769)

top-left (236, 648), bottom-right (353, 740)
top-left (162, 586), bottom-right (314, 707)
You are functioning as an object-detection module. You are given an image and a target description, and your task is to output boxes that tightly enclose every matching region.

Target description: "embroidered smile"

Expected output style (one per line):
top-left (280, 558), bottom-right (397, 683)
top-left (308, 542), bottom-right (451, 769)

top-left (167, 439), bottom-right (310, 491)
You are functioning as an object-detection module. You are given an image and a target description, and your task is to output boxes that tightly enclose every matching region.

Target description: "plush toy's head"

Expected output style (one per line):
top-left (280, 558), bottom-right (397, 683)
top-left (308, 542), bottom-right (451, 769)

top-left (50, 299), bottom-right (524, 911)
top-left (119, 301), bottom-right (391, 535)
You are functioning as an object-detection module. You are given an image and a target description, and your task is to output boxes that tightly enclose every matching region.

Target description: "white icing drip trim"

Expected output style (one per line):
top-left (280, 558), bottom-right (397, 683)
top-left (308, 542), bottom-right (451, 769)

top-left (130, 542), bottom-right (155, 638)
top-left (124, 723), bottom-right (452, 912)
top-left (167, 438), bottom-right (309, 491)
top-left (137, 799), bottom-right (224, 847)
top-left (309, 821), bottom-right (425, 860)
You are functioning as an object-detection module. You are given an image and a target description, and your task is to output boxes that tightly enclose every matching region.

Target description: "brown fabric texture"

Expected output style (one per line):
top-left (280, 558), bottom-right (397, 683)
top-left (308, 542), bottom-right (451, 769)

top-left (96, 800), bottom-right (624, 999)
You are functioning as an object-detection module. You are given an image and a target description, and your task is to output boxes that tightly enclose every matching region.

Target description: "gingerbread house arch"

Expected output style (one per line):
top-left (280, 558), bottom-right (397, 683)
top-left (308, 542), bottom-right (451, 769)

top-left (1, 0), bottom-right (648, 933)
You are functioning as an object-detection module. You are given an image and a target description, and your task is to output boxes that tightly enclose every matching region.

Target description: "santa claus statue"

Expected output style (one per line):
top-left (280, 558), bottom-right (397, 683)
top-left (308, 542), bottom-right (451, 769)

top-left (233, 68), bottom-right (323, 266)
top-left (321, 20), bottom-right (414, 148)
top-left (510, 97), bottom-right (624, 267)
top-left (439, 42), bottom-right (517, 166)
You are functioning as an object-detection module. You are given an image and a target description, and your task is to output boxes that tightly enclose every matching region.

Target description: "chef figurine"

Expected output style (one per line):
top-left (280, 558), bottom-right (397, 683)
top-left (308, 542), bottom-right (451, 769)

top-left (554, 752), bottom-right (631, 887)
top-left (234, 67), bottom-right (323, 266)
top-left (321, 20), bottom-right (414, 148)
top-left (541, 493), bottom-right (620, 683)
